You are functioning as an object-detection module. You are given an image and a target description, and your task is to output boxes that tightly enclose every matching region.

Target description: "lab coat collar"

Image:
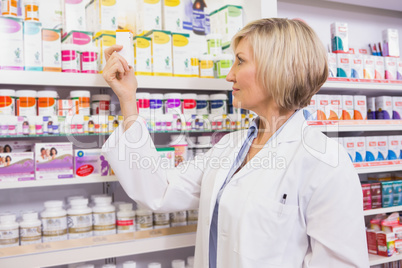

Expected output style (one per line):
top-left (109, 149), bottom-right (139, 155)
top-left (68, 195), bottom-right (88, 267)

top-left (269, 109), bottom-right (306, 145)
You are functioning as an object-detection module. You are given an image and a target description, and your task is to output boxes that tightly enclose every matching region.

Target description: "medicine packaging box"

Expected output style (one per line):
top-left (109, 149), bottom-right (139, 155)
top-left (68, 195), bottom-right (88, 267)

top-left (376, 96), bottom-right (393, 120)
top-left (134, 36), bottom-right (152, 76)
top-left (341, 95), bottom-right (354, 120)
top-left (388, 136), bottom-right (400, 160)
top-left (39, 0), bottom-right (63, 29)
top-left (331, 22), bottom-right (348, 53)
top-left (139, 0), bottom-right (162, 33)
top-left (392, 97), bottom-right (402, 120)
top-left (74, 149), bottom-right (109, 177)
top-left (353, 95), bottom-right (367, 120)
top-left (328, 95), bottom-right (341, 120)
top-left (366, 136), bottom-right (378, 162)
top-left (336, 53), bottom-right (351, 78)
top-left (366, 229), bottom-right (378, 254)
top-left (371, 182), bottom-right (382, 209)
top-left (85, 0), bottom-right (118, 33)
top-left (361, 183), bottom-right (372, 210)
top-left (383, 29), bottom-right (400, 57)
top-left (374, 56), bottom-right (385, 79)
top-left (350, 53), bottom-right (363, 79)
top-left (355, 137), bottom-right (365, 162)
top-left (116, 30), bottom-right (134, 67)
top-left (0, 140), bottom-right (35, 153)
top-left (303, 95), bottom-right (317, 120)
top-left (94, 30), bottom-right (116, 72)
top-left (0, 152), bottom-right (35, 182)
top-left (316, 94), bottom-right (330, 120)
top-left (384, 57), bottom-right (397, 80)
top-left (367, 97), bottom-right (376, 120)
top-left (377, 231), bottom-right (396, 257)
top-left (42, 28), bottom-right (62, 72)
top-left (363, 55), bottom-right (375, 79)
top-left (35, 142), bottom-right (73, 180)
top-left (393, 181), bottom-right (402, 206)
top-left (162, 0), bottom-right (184, 33)
top-left (62, 0), bottom-right (87, 36)
top-left (327, 53), bottom-right (337, 77)
top-left (398, 60), bottom-right (402, 80)
top-left (343, 137), bottom-right (356, 162)
top-left (377, 136), bottom-right (389, 161)
top-left (221, 5), bottom-right (243, 48)
top-left (172, 32), bottom-right (191, 77)
top-left (146, 30), bottom-right (173, 76)
top-left (156, 147), bottom-right (175, 169)
top-left (62, 30), bottom-right (93, 47)
top-left (0, 17), bottom-right (24, 70)
top-left (23, 21), bottom-right (43, 71)
top-left (381, 181), bottom-right (394, 208)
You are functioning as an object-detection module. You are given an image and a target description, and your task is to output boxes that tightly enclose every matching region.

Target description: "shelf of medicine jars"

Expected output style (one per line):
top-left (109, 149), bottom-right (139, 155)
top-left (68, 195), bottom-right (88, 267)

top-left (0, 175), bottom-right (118, 190)
top-left (0, 70), bottom-right (231, 91)
top-left (363, 206), bottom-right (402, 217)
top-left (354, 160), bottom-right (402, 174)
top-left (369, 253), bottom-right (402, 266)
top-left (321, 78), bottom-right (402, 92)
top-left (308, 120), bottom-right (402, 132)
top-left (0, 225), bottom-right (197, 267)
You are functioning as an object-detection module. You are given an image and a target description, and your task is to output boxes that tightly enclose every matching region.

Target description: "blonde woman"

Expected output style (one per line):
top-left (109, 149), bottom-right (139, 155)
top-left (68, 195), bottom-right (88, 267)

top-left (102, 18), bottom-right (368, 267)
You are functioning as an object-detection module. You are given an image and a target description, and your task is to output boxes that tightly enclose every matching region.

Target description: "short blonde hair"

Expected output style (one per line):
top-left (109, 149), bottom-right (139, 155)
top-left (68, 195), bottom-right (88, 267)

top-left (232, 18), bottom-right (328, 110)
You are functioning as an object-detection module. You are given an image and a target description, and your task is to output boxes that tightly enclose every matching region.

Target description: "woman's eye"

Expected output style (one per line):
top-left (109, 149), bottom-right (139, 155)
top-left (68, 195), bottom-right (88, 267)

top-left (237, 57), bottom-right (243, 65)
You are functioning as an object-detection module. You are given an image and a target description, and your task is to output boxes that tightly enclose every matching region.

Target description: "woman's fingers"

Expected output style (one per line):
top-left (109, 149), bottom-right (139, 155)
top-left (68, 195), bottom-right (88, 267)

top-left (104, 51), bottom-right (129, 72)
top-left (104, 45), bottom-right (123, 61)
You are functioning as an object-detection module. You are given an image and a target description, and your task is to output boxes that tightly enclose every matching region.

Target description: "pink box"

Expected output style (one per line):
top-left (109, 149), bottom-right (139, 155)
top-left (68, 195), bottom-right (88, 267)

top-left (366, 229), bottom-right (378, 255)
top-left (0, 152), bottom-right (35, 181)
top-left (377, 231), bottom-right (395, 257)
top-left (361, 183), bottom-right (372, 210)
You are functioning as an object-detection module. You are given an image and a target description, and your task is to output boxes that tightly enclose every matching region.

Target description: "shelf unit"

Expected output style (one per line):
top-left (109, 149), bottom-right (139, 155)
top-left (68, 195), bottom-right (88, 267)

top-left (321, 78), bottom-right (402, 93)
top-left (369, 253), bottom-right (402, 266)
top-left (354, 161), bottom-right (402, 174)
top-left (308, 120), bottom-right (402, 132)
top-left (363, 206), bottom-right (402, 216)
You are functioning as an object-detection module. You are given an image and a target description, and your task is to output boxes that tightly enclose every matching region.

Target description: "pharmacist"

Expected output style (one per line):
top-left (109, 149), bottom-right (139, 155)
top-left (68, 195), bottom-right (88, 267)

top-left (102, 18), bottom-right (368, 268)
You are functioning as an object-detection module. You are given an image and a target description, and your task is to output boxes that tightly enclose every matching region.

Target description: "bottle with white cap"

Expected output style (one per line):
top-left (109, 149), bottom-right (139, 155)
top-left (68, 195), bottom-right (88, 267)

top-left (122, 261), bottom-right (136, 268)
top-left (170, 211), bottom-right (187, 227)
top-left (0, 213), bottom-right (19, 248)
top-left (153, 212), bottom-right (170, 229)
top-left (19, 211), bottom-right (42, 245)
top-left (172, 259), bottom-right (186, 268)
top-left (117, 203), bottom-right (135, 233)
top-left (92, 196), bottom-right (116, 236)
top-left (187, 210), bottom-right (198, 225)
top-left (135, 208), bottom-right (153, 231)
top-left (148, 263), bottom-right (161, 268)
top-left (102, 264), bottom-right (116, 268)
top-left (67, 198), bottom-right (93, 239)
top-left (187, 256), bottom-right (195, 268)
top-left (41, 200), bottom-right (68, 242)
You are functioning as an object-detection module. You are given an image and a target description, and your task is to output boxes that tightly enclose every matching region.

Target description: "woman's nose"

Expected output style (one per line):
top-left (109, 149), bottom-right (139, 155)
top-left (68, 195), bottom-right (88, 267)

top-left (226, 66), bottom-right (236, 83)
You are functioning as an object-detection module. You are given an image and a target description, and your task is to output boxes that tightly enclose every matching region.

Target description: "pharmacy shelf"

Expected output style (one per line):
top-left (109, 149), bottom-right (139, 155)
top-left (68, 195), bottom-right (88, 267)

top-left (369, 253), bottom-right (402, 266)
top-left (0, 70), bottom-right (231, 91)
top-left (321, 78), bottom-right (402, 93)
top-left (363, 206), bottom-right (402, 216)
top-left (354, 161), bottom-right (402, 174)
top-left (0, 226), bottom-right (197, 267)
top-left (0, 176), bottom-right (118, 190)
top-left (308, 120), bottom-right (402, 132)
top-left (0, 133), bottom-right (110, 138)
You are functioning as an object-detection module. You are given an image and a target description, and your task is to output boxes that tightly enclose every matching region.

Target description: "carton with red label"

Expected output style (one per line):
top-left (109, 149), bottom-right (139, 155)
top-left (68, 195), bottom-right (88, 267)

top-left (363, 55), bottom-right (375, 79)
top-left (366, 229), bottom-right (378, 254)
top-left (361, 183), bottom-right (371, 210)
top-left (328, 95), bottom-right (342, 120)
top-left (74, 149), bottom-right (109, 177)
top-left (385, 57), bottom-right (397, 80)
top-left (392, 97), bottom-right (402, 120)
top-left (370, 182), bottom-right (382, 209)
top-left (374, 56), bottom-right (385, 79)
top-left (341, 95), bottom-right (354, 120)
top-left (316, 94), bottom-right (330, 120)
top-left (343, 137), bottom-right (356, 162)
top-left (351, 54), bottom-right (363, 79)
top-left (336, 53), bottom-right (351, 77)
top-left (388, 136), bottom-right (400, 160)
top-left (377, 231), bottom-right (395, 257)
top-left (375, 96), bottom-right (392, 120)
top-left (353, 95), bottom-right (367, 120)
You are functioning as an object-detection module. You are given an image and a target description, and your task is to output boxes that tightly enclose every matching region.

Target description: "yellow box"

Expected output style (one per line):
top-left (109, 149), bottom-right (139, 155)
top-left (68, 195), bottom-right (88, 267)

top-left (94, 30), bottom-right (116, 73)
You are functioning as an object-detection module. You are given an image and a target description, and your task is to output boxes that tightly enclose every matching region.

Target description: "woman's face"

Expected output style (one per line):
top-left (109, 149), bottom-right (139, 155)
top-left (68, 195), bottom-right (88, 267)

top-left (51, 149), bottom-right (56, 155)
top-left (226, 38), bottom-right (271, 112)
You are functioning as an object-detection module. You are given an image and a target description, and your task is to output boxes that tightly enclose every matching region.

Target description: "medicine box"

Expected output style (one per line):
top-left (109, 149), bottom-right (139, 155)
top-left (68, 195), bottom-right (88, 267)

top-left (93, 30), bottom-right (116, 73)
top-left (355, 137), bottom-right (365, 162)
top-left (353, 95), bottom-right (367, 120)
top-left (0, 140), bottom-right (35, 153)
top-left (374, 56), bottom-right (385, 79)
top-left (377, 136), bottom-right (389, 161)
top-left (371, 182), bottom-right (382, 209)
top-left (382, 181), bottom-right (394, 208)
top-left (351, 54), bottom-right (363, 79)
top-left (377, 231), bottom-right (395, 257)
top-left (398, 60), bottom-right (402, 80)
top-left (392, 97), bottom-right (402, 120)
top-left (145, 30), bottom-right (173, 76)
top-left (221, 5), bottom-right (243, 48)
top-left (367, 97), bottom-right (376, 120)
top-left (343, 137), bottom-right (356, 162)
top-left (162, 0), bottom-right (184, 33)
top-left (172, 32), bottom-right (191, 77)
top-left (42, 28), bottom-right (62, 72)
top-left (341, 95), bottom-right (354, 120)
top-left (116, 30), bottom-right (134, 67)
top-left (62, 0), bottom-right (87, 36)
top-left (388, 136), bottom-right (400, 160)
top-left (35, 142), bottom-right (73, 180)
top-left (156, 147), bottom-right (175, 169)
top-left (376, 96), bottom-right (393, 120)
top-left (331, 22), bottom-right (348, 53)
top-left (23, 21), bottom-right (43, 71)
top-left (74, 149), bottom-right (109, 177)
top-left (366, 229), bottom-right (378, 255)
top-left (134, 36), bottom-right (152, 76)
top-left (393, 181), bottom-right (402, 206)
top-left (366, 136), bottom-right (378, 162)
top-left (336, 53), bottom-right (351, 78)
top-left (62, 31), bottom-right (93, 47)
top-left (85, 0), bottom-right (118, 33)
top-left (327, 53), bottom-right (337, 77)
top-left (39, 0), bottom-right (62, 29)
top-left (383, 29), bottom-right (400, 58)
top-left (328, 95), bottom-right (341, 120)
top-left (0, 17), bottom-right (24, 70)
top-left (0, 152), bottom-right (35, 182)
top-left (316, 94), bottom-right (330, 120)
top-left (363, 55), bottom-right (375, 79)
top-left (303, 95), bottom-right (317, 120)
top-left (361, 183), bottom-right (372, 210)
top-left (384, 57), bottom-right (397, 80)
top-left (141, 0), bottom-right (162, 32)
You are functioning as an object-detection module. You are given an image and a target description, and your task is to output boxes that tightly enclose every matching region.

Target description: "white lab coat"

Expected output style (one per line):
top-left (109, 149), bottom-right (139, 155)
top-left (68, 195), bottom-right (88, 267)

top-left (102, 110), bottom-right (369, 268)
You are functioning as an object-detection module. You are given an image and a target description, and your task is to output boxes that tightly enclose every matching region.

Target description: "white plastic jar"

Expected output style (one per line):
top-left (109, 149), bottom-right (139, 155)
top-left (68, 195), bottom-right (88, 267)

top-left (136, 92), bottom-right (151, 116)
top-left (169, 211), bottom-right (187, 227)
top-left (136, 209), bottom-right (153, 231)
top-left (91, 94), bottom-right (110, 115)
top-left (0, 89), bottom-right (15, 115)
top-left (182, 94), bottom-right (197, 115)
top-left (164, 93), bottom-right (182, 114)
top-left (153, 212), bottom-right (170, 229)
top-left (196, 94), bottom-right (209, 115)
top-left (92, 196), bottom-right (116, 236)
top-left (70, 90), bottom-right (91, 115)
top-left (117, 203), bottom-right (135, 234)
top-left (148, 263), bottom-right (161, 268)
top-left (209, 94), bottom-right (228, 115)
top-left (16, 90), bottom-right (37, 116)
top-left (217, 54), bottom-right (233, 78)
top-left (80, 46), bottom-right (99, 74)
top-left (199, 54), bottom-right (215, 78)
top-left (206, 34), bottom-right (222, 56)
top-left (41, 200), bottom-right (68, 242)
top-left (187, 210), bottom-right (198, 225)
top-left (37, 90), bottom-right (58, 116)
top-left (172, 259), bottom-right (186, 268)
top-left (0, 213), bottom-right (19, 248)
top-left (19, 211), bottom-right (42, 245)
top-left (67, 198), bottom-right (93, 239)
top-left (150, 93), bottom-right (164, 115)
top-left (122, 261), bottom-right (137, 268)
top-left (61, 44), bottom-right (81, 73)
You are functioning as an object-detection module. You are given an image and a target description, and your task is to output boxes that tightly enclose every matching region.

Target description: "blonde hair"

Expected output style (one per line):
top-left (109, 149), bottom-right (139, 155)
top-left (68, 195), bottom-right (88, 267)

top-left (232, 18), bottom-right (328, 110)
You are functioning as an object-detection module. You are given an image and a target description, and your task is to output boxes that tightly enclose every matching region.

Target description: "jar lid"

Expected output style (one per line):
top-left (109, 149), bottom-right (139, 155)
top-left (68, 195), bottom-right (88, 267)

top-left (136, 209), bottom-right (152, 216)
top-left (197, 94), bottom-right (209, 101)
top-left (44, 200), bottom-right (64, 208)
top-left (150, 93), bottom-right (163, 99)
top-left (136, 92), bottom-right (151, 99)
top-left (22, 211), bottom-right (38, 221)
top-left (164, 93), bottom-right (181, 99)
top-left (0, 89), bottom-right (16, 96)
top-left (94, 196), bottom-right (112, 204)
top-left (148, 263), bottom-right (161, 268)
top-left (16, 90), bottom-right (37, 98)
top-left (0, 213), bottom-right (16, 223)
top-left (122, 261), bottom-right (137, 268)
top-left (70, 198), bottom-right (89, 206)
top-left (67, 196), bottom-right (85, 203)
top-left (182, 93), bottom-right (197, 100)
top-left (118, 203), bottom-right (133, 211)
top-left (187, 256), bottom-right (195, 267)
top-left (70, 90), bottom-right (91, 98)
top-left (209, 94), bottom-right (228, 100)
top-left (92, 94), bottom-right (111, 101)
top-left (37, 90), bottom-right (58, 98)
top-left (171, 260), bottom-right (185, 268)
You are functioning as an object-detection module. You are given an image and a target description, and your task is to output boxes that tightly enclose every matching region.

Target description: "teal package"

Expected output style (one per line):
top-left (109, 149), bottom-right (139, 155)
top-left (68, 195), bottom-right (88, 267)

top-left (393, 180), bottom-right (402, 206)
top-left (382, 181), bottom-right (394, 208)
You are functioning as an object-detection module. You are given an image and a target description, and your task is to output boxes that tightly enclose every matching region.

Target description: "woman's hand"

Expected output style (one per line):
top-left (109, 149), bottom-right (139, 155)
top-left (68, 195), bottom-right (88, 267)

top-left (102, 45), bottom-right (138, 103)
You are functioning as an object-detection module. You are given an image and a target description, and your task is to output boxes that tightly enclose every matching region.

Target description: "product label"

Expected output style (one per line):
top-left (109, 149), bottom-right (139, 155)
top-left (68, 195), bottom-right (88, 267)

top-left (137, 214), bottom-right (153, 230)
top-left (81, 51), bottom-right (98, 73)
top-left (117, 217), bottom-right (135, 233)
top-left (192, 9), bottom-right (205, 32)
top-left (137, 99), bottom-right (150, 115)
top-left (42, 29), bottom-right (61, 71)
top-left (166, 99), bottom-right (181, 113)
top-left (187, 210), bottom-right (198, 225)
top-left (17, 97), bottom-right (36, 116)
top-left (170, 211), bottom-right (187, 227)
top-left (61, 50), bottom-right (80, 72)
top-left (150, 99), bottom-right (163, 110)
top-left (153, 213), bottom-right (170, 228)
top-left (183, 99), bottom-right (196, 114)
top-left (67, 213), bottom-right (93, 239)
top-left (20, 226), bottom-right (41, 245)
top-left (93, 212), bottom-right (116, 235)
top-left (71, 97), bottom-right (90, 115)
top-left (0, 96), bottom-right (15, 115)
top-left (42, 216), bottom-right (68, 242)
top-left (91, 100), bottom-right (110, 115)
top-left (200, 60), bottom-right (214, 77)
top-left (0, 227), bottom-right (19, 248)
top-left (38, 97), bottom-right (57, 116)
top-left (210, 100), bottom-right (227, 114)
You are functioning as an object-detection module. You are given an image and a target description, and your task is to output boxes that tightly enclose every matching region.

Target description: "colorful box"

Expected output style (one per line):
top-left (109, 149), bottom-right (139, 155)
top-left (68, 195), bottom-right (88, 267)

top-left (331, 22), bottom-right (348, 53)
top-left (316, 94), bottom-right (330, 120)
top-left (0, 152), bottom-right (35, 182)
top-left (351, 53), bottom-right (363, 79)
top-left (367, 97), bottom-right (376, 120)
top-left (353, 95), bottom-right (367, 120)
top-left (392, 97), bottom-right (402, 120)
top-left (156, 147), bottom-right (175, 169)
top-left (303, 95), bottom-right (317, 120)
top-left (366, 229), bottom-right (378, 255)
top-left (141, 0), bottom-right (162, 32)
top-left (343, 137), bottom-right (356, 162)
top-left (328, 95), bottom-right (341, 120)
top-left (374, 56), bottom-right (385, 79)
top-left (377, 136), bottom-right (389, 161)
top-left (23, 21), bottom-right (43, 71)
top-left (398, 60), bottom-right (402, 80)
top-left (172, 32), bottom-right (191, 77)
top-left (376, 96), bottom-right (393, 120)
top-left (366, 136), bottom-right (378, 162)
top-left (74, 149), bottom-right (109, 177)
top-left (42, 28), bottom-right (62, 72)
top-left (377, 231), bottom-right (395, 257)
top-left (0, 140), bottom-right (35, 153)
top-left (336, 53), bottom-right (351, 77)
top-left (0, 17), bottom-right (24, 70)
top-left (145, 30), bottom-right (173, 76)
top-left (388, 136), bottom-right (400, 160)
top-left (371, 182), bottom-right (382, 209)
top-left (385, 57), bottom-right (397, 80)
top-left (327, 53), bottom-right (337, 77)
top-left (341, 95), bottom-right (354, 120)
top-left (134, 36), bottom-right (152, 76)
top-left (62, 30), bottom-right (93, 47)
top-left (94, 30), bottom-right (116, 72)
top-left (382, 29), bottom-right (400, 58)
top-left (363, 55), bottom-right (375, 79)
top-left (35, 142), bottom-right (73, 180)
top-left (361, 183), bottom-right (372, 210)
top-left (355, 137), bottom-right (366, 162)
top-left (393, 181), bottom-right (402, 206)
top-left (85, 0), bottom-right (118, 33)
top-left (382, 181), bottom-right (394, 208)
top-left (39, 0), bottom-right (63, 29)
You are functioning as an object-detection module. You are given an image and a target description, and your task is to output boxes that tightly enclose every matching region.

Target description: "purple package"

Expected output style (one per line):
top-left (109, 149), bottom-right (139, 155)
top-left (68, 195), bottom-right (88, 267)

top-left (74, 149), bottom-right (109, 177)
top-left (0, 152), bottom-right (35, 181)
top-left (35, 143), bottom-right (73, 180)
